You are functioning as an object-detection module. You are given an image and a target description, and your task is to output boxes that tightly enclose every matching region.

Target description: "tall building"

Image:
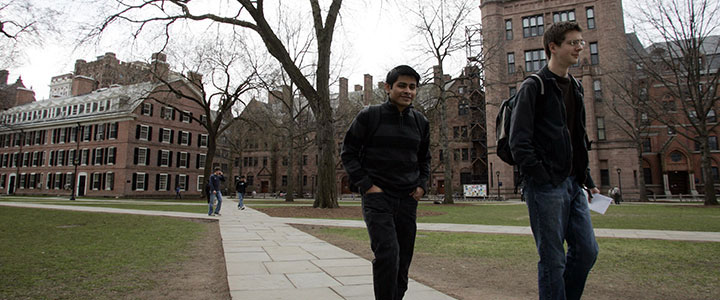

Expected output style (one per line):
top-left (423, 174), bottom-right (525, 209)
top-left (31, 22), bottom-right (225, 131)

top-left (481, 0), bottom-right (638, 198)
top-left (0, 53), bottom-right (224, 198)
top-left (0, 70), bottom-right (36, 110)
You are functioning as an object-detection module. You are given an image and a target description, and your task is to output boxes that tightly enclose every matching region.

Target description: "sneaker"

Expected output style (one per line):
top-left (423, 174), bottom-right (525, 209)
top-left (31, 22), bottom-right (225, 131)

top-left (241, 206), bottom-right (246, 210)
top-left (208, 214), bottom-right (213, 216)
top-left (214, 213), bottom-right (222, 216)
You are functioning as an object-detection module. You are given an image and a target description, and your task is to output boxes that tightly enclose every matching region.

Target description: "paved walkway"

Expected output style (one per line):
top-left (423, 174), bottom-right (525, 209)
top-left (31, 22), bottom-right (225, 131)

top-left (3, 199), bottom-right (720, 300)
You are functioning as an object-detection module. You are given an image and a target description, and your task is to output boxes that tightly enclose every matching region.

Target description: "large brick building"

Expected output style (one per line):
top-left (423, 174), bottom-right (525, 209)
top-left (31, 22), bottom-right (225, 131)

top-left (234, 67), bottom-right (485, 196)
top-left (0, 53), bottom-right (220, 198)
top-left (481, 0), bottom-right (638, 199)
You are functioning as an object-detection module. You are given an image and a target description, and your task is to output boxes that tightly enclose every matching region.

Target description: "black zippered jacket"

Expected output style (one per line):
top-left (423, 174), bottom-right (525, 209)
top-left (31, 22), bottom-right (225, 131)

top-left (509, 66), bottom-right (596, 188)
top-left (341, 100), bottom-right (431, 196)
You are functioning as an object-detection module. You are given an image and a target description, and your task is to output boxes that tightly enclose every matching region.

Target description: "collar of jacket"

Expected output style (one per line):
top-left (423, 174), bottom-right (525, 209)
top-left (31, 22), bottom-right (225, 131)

top-left (382, 99), bottom-right (414, 115)
top-left (539, 65), bottom-right (581, 91)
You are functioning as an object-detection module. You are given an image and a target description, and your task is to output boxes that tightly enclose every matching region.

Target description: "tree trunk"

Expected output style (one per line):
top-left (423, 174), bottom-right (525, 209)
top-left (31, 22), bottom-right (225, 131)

top-left (700, 138), bottom-right (719, 205)
top-left (313, 110), bottom-right (338, 208)
top-left (285, 130), bottom-right (296, 202)
top-left (440, 94), bottom-right (454, 204)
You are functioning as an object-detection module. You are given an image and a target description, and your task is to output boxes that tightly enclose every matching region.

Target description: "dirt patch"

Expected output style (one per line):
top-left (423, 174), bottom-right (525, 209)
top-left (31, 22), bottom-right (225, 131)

top-left (124, 219), bottom-right (230, 300)
top-left (254, 205), bottom-right (445, 219)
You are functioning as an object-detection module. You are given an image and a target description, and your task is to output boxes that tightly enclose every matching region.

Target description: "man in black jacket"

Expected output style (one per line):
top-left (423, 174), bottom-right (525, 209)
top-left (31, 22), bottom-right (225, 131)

top-left (341, 65), bottom-right (431, 300)
top-left (208, 167), bottom-right (225, 216)
top-left (509, 21), bottom-right (600, 300)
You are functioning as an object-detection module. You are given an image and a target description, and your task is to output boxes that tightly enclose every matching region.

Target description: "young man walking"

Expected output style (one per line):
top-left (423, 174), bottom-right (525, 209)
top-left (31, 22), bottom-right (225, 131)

top-left (341, 65), bottom-right (431, 300)
top-left (208, 167), bottom-right (225, 216)
top-left (509, 21), bottom-right (600, 300)
top-left (236, 176), bottom-right (247, 210)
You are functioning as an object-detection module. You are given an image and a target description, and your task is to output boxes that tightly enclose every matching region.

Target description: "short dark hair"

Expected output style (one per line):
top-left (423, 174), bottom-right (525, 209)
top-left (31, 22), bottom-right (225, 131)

top-left (385, 65), bottom-right (420, 88)
top-left (543, 21), bottom-right (582, 59)
top-left (214, 167), bottom-right (221, 171)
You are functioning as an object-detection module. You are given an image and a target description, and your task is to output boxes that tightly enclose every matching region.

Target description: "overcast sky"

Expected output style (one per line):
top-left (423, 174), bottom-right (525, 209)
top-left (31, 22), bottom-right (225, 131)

top-left (8, 0), bottom-right (645, 101)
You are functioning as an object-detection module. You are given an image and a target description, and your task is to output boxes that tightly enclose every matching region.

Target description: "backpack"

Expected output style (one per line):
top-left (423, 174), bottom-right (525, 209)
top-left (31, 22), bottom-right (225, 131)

top-left (495, 74), bottom-right (544, 165)
top-left (348, 104), bottom-right (425, 193)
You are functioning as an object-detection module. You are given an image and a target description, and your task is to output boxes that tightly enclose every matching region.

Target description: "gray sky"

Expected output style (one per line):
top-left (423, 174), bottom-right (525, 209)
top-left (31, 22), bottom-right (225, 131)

top-left (9, 0), bottom-right (646, 101)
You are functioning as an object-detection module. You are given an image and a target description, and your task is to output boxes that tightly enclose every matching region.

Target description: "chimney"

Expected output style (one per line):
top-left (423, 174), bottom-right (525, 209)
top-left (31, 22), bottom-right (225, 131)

top-left (339, 77), bottom-right (348, 103)
top-left (354, 84), bottom-right (362, 92)
top-left (150, 52), bottom-right (169, 83)
top-left (15, 88), bottom-right (35, 106)
top-left (268, 89), bottom-right (283, 105)
top-left (72, 75), bottom-right (97, 96)
top-left (0, 70), bottom-right (8, 85)
top-left (74, 59), bottom-right (87, 74)
top-left (363, 74), bottom-right (372, 105)
top-left (443, 74), bottom-right (451, 83)
top-left (433, 65), bottom-right (443, 85)
top-left (186, 71), bottom-right (203, 88)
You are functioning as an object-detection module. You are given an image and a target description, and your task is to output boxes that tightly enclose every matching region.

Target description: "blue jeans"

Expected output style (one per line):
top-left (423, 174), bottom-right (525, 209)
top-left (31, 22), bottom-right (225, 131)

top-left (362, 191), bottom-right (418, 300)
top-left (208, 191), bottom-right (223, 215)
top-left (524, 176), bottom-right (599, 300)
top-left (237, 192), bottom-right (244, 207)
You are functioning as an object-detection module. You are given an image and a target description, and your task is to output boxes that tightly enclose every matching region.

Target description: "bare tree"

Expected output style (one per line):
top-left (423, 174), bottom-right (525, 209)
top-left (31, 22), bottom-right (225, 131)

top-left (628, 0), bottom-right (720, 205)
top-left (409, 0), bottom-right (475, 204)
top-left (0, 0), bottom-right (59, 68)
top-left (92, 0), bottom-right (344, 208)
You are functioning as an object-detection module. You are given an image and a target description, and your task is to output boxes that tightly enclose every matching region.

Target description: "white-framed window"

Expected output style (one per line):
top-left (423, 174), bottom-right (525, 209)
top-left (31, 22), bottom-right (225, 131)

top-left (161, 128), bottom-right (171, 143)
top-left (182, 111), bottom-right (191, 123)
top-left (197, 175), bottom-right (204, 191)
top-left (94, 147), bottom-right (103, 165)
top-left (135, 173), bottom-right (147, 191)
top-left (92, 173), bottom-right (102, 190)
top-left (199, 134), bottom-right (208, 147)
top-left (198, 153), bottom-right (206, 169)
top-left (95, 124), bottom-right (105, 141)
top-left (141, 103), bottom-right (152, 116)
top-left (590, 42), bottom-right (599, 65)
top-left (158, 173), bottom-right (169, 191)
top-left (553, 10), bottom-right (576, 22)
top-left (505, 19), bottom-right (513, 40)
top-left (200, 115), bottom-right (208, 124)
top-left (178, 174), bottom-right (187, 191)
top-left (586, 7), bottom-right (595, 29)
top-left (81, 149), bottom-right (89, 165)
top-left (107, 147), bottom-right (116, 165)
top-left (139, 125), bottom-right (150, 140)
top-left (522, 15), bottom-right (544, 38)
top-left (525, 49), bottom-right (546, 72)
top-left (180, 131), bottom-right (190, 145)
top-left (161, 106), bottom-right (174, 120)
top-left (137, 147), bottom-right (148, 166)
top-left (179, 152), bottom-right (188, 168)
top-left (160, 150), bottom-right (170, 167)
top-left (105, 172), bottom-right (114, 190)
top-left (108, 123), bottom-right (118, 139)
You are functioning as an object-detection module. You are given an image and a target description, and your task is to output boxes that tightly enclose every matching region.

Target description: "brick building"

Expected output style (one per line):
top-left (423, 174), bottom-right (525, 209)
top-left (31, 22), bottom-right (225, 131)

top-left (481, 0), bottom-right (639, 199)
top-left (234, 67), bottom-right (485, 196)
top-left (0, 70), bottom-right (36, 110)
top-left (0, 53), bottom-right (221, 198)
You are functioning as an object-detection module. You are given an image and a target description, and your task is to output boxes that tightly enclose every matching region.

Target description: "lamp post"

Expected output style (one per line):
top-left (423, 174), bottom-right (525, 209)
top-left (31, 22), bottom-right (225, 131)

top-left (616, 168), bottom-right (622, 195)
top-left (496, 171), bottom-right (500, 200)
top-left (70, 123), bottom-right (81, 201)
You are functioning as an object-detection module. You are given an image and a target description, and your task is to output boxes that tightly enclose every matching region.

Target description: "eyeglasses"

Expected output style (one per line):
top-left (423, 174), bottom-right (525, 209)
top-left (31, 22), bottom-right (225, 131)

top-left (566, 39), bottom-right (586, 47)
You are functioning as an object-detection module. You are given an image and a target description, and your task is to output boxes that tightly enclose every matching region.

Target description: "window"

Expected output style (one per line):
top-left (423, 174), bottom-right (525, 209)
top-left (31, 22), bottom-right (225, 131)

top-left (642, 139), bottom-right (651, 152)
top-left (713, 167), bottom-right (720, 181)
top-left (553, 10), bottom-right (575, 22)
top-left (282, 176), bottom-right (287, 186)
top-left (106, 147), bottom-right (116, 164)
top-left (182, 111), bottom-right (191, 123)
top-left (199, 134), bottom-right (208, 147)
top-left (263, 156), bottom-right (268, 167)
top-left (136, 147), bottom-right (149, 165)
top-left (303, 155), bottom-right (308, 166)
top-left (711, 136), bottom-right (719, 151)
top-left (180, 131), bottom-right (190, 145)
top-left (586, 7), bottom-right (595, 29)
top-left (108, 123), bottom-right (118, 139)
top-left (643, 168), bottom-right (653, 184)
top-left (141, 103), bottom-right (152, 115)
top-left (158, 174), bottom-right (169, 191)
top-left (589, 42), bottom-right (599, 65)
top-left (92, 173), bottom-right (102, 190)
top-left (198, 154), bottom-right (206, 169)
top-left (525, 49), bottom-right (546, 72)
top-left (161, 106), bottom-right (174, 120)
top-left (105, 172), bottom-right (114, 190)
top-left (82, 125), bottom-right (92, 141)
top-left (593, 80), bottom-right (602, 100)
top-left (458, 100), bottom-right (469, 116)
top-left (138, 125), bottom-right (150, 140)
top-left (197, 175), bottom-right (204, 191)
top-left (507, 52), bottom-right (515, 73)
top-left (667, 125), bottom-right (676, 135)
top-left (670, 151), bottom-right (683, 162)
top-left (522, 15), bottom-right (544, 38)
top-left (94, 148), bottom-right (103, 165)
top-left (179, 152), bottom-right (189, 168)
top-left (95, 124), bottom-right (105, 141)
top-left (600, 169), bottom-right (610, 186)
top-left (641, 113), bottom-right (650, 125)
top-left (505, 19), bottom-right (513, 40)
top-left (509, 87), bottom-right (517, 97)
top-left (200, 115), bottom-right (208, 124)
top-left (708, 110), bottom-right (717, 123)
top-left (177, 174), bottom-right (187, 191)
top-left (462, 148), bottom-right (469, 161)
top-left (134, 173), bottom-right (147, 191)
top-left (160, 150), bottom-right (170, 166)
top-left (597, 117), bottom-right (606, 140)
top-left (161, 128), bottom-right (172, 143)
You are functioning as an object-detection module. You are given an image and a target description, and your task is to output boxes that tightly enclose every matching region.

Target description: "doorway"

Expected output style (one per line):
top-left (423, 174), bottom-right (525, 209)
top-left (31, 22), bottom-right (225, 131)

top-left (437, 180), bottom-right (445, 195)
top-left (668, 171), bottom-right (689, 195)
top-left (8, 175), bottom-right (15, 194)
top-left (261, 181), bottom-right (269, 193)
top-left (77, 175), bottom-right (87, 196)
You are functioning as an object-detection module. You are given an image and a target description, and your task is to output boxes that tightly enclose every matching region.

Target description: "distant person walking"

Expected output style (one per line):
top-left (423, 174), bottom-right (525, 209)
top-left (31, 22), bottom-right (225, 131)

top-left (609, 186), bottom-right (622, 205)
top-left (175, 186), bottom-right (182, 199)
top-left (208, 167), bottom-right (225, 216)
top-left (236, 176), bottom-right (247, 210)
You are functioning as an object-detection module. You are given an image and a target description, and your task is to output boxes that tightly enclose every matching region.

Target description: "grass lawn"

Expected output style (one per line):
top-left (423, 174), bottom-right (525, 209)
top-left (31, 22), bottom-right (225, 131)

top-left (313, 226), bottom-right (720, 299)
top-left (417, 203), bottom-right (720, 232)
top-left (0, 207), bottom-right (207, 299)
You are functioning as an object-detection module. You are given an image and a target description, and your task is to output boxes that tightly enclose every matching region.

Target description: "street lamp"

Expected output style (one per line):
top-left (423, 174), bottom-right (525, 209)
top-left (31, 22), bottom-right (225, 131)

top-left (616, 168), bottom-right (622, 196)
top-left (496, 171), bottom-right (500, 200)
top-left (70, 123), bottom-right (81, 201)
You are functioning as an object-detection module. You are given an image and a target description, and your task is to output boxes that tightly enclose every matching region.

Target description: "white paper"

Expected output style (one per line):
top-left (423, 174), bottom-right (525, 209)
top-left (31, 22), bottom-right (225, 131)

top-left (585, 191), bottom-right (612, 214)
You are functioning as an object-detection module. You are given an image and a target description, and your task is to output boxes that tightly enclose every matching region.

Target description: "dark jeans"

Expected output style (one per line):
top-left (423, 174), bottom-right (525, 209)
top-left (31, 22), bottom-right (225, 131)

top-left (524, 176), bottom-right (599, 300)
top-left (362, 191), bottom-right (418, 300)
